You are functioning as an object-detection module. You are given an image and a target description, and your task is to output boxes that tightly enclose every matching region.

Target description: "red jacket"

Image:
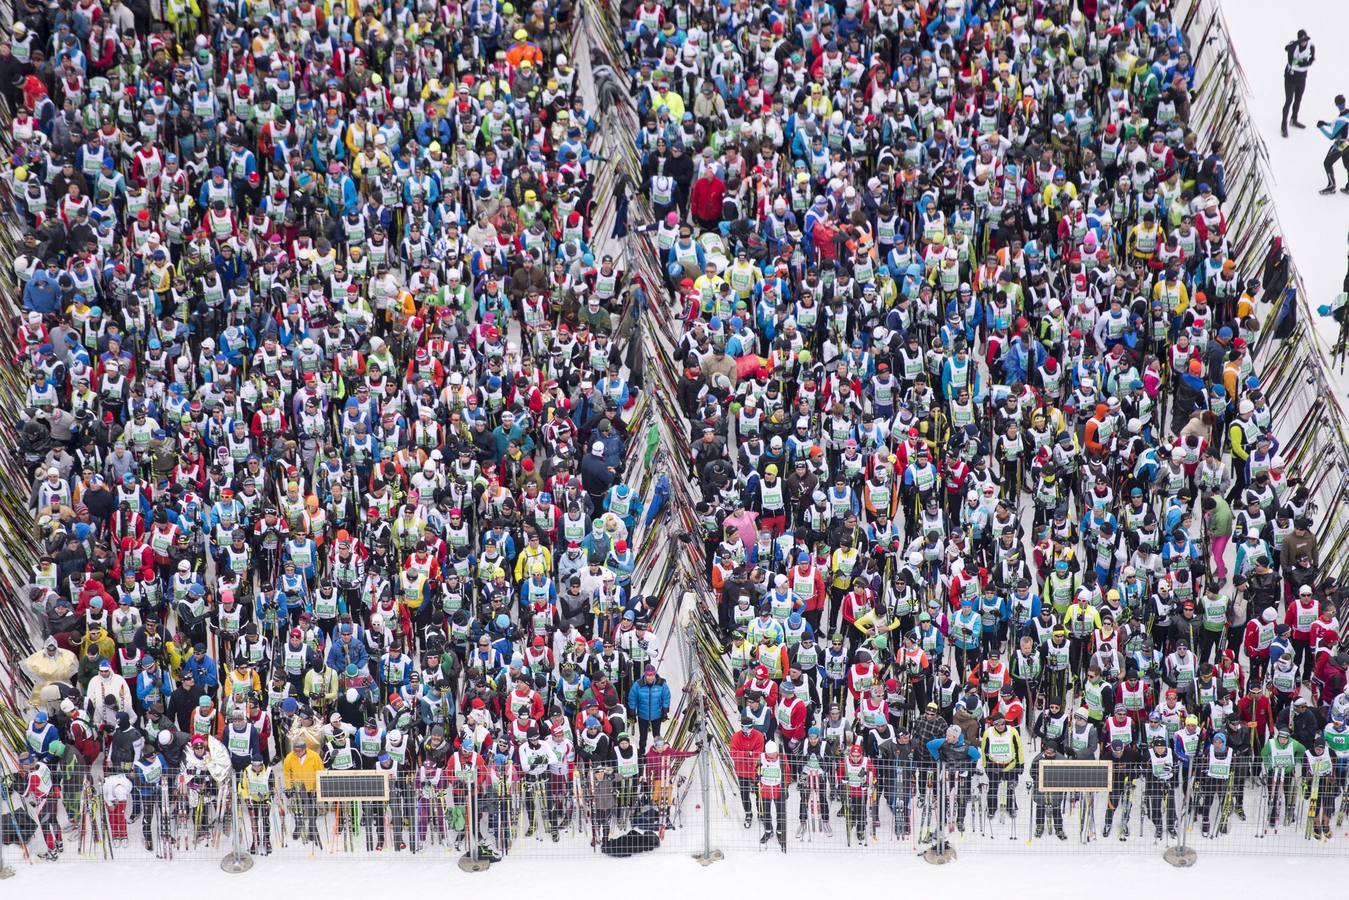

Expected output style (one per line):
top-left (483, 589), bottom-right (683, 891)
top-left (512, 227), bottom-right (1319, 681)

top-left (689, 176), bottom-right (725, 222)
top-left (774, 696), bottom-right (808, 742)
top-left (729, 728), bottom-right (765, 779)
top-left (1314, 654), bottom-right (1347, 704)
top-left (1236, 694), bottom-right (1274, 741)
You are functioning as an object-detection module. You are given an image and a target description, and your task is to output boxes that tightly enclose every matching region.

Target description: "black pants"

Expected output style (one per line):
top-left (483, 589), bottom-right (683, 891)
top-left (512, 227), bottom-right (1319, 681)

top-left (1324, 144), bottom-right (1349, 184)
top-left (1145, 781), bottom-right (1176, 835)
top-left (1283, 71), bottom-right (1307, 127)
top-left (798, 773), bottom-right (830, 822)
top-left (986, 767), bottom-right (1019, 815)
top-left (1034, 795), bottom-right (1064, 833)
top-left (757, 792), bottom-right (786, 837)
top-left (738, 776), bottom-right (755, 817)
top-left (1192, 777), bottom-right (1231, 829)
top-left (636, 717), bottom-right (663, 757)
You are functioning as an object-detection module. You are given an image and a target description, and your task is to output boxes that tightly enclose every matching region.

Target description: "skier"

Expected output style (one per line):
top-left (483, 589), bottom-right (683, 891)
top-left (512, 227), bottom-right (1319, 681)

top-left (1316, 95), bottom-right (1349, 194)
top-left (241, 752), bottom-right (274, 854)
top-left (1028, 741), bottom-right (1068, 840)
top-left (1282, 30), bottom-right (1316, 136)
top-left (757, 740), bottom-right (790, 850)
top-left (980, 713), bottom-right (1025, 820)
top-left (18, 753), bottom-right (63, 859)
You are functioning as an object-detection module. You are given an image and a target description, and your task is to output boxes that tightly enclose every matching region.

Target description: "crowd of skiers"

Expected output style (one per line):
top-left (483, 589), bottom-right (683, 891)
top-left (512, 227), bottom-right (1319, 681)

top-left (3, 0), bottom-right (693, 865)
top-left (634, 0), bottom-right (1349, 853)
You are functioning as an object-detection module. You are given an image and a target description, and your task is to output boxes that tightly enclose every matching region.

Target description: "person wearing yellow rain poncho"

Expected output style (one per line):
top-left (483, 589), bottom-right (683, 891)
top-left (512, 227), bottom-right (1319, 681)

top-left (21, 636), bottom-right (78, 708)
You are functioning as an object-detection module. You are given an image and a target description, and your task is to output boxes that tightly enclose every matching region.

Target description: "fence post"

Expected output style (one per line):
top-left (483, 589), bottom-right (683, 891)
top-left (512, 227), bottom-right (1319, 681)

top-left (220, 776), bottom-right (253, 873)
top-left (687, 616), bottom-right (722, 866)
top-left (458, 778), bottom-right (490, 872)
top-left (924, 762), bottom-right (956, 864)
top-left (1164, 763), bottom-right (1197, 867)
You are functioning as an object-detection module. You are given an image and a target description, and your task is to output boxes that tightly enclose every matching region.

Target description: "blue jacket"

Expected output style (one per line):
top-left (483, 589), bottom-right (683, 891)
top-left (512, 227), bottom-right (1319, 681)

top-left (23, 271), bottom-right (62, 314)
top-left (926, 734), bottom-right (981, 763)
top-left (326, 634), bottom-right (370, 672)
top-left (181, 654), bottom-right (220, 690)
top-left (627, 676), bottom-right (671, 721)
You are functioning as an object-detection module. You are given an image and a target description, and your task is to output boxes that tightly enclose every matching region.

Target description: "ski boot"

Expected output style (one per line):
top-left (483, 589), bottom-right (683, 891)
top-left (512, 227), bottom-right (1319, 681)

top-left (1201, 820), bottom-right (1210, 837)
top-left (263, 840), bottom-right (273, 856)
top-left (1293, 119), bottom-right (1307, 128)
top-left (760, 829), bottom-right (773, 845)
top-left (1320, 181), bottom-right (1338, 195)
top-left (1034, 823), bottom-right (1045, 838)
top-left (1282, 123), bottom-right (1289, 138)
top-left (1055, 827), bottom-right (1067, 841)
top-left (778, 831), bottom-right (787, 852)
top-left (744, 812), bottom-right (753, 829)
top-left (821, 820), bottom-right (833, 836)
top-left (1102, 816), bottom-right (1113, 838)
top-left (551, 829), bottom-right (560, 842)
top-left (1235, 807), bottom-right (1246, 821)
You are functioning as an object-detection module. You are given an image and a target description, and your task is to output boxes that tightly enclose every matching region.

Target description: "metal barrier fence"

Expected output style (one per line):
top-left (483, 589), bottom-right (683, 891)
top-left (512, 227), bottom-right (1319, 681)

top-left (2, 757), bottom-right (699, 867)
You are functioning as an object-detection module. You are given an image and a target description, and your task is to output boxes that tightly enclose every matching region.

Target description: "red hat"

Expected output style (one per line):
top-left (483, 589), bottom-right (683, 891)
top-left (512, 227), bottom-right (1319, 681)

top-left (615, 540), bottom-right (627, 553)
top-left (533, 635), bottom-right (546, 647)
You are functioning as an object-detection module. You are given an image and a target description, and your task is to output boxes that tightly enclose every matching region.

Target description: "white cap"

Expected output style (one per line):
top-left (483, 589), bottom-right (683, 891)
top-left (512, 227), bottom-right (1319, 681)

top-left (764, 741), bottom-right (778, 754)
top-left (1239, 399), bottom-right (1255, 414)
top-left (592, 441), bottom-right (605, 455)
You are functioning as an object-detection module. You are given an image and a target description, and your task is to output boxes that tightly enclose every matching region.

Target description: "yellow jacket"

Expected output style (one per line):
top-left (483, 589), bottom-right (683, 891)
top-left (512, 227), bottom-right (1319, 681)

top-left (283, 749), bottom-right (325, 791)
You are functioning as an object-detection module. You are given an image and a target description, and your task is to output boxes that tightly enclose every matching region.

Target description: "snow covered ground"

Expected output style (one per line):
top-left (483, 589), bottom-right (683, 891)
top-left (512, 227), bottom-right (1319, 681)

top-left (1222, 0), bottom-right (1349, 361)
top-left (12, 852), bottom-right (1348, 898)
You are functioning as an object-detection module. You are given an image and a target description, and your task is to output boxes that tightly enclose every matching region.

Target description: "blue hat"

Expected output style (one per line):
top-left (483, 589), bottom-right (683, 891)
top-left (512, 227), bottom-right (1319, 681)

top-left (34, 711), bottom-right (48, 724)
top-left (584, 716), bottom-right (600, 728)
top-left (623, 610), bottom-right (637, 620)
top-left (797, 551), bottom-right (810, 564)
top-left (807, 726), bottom-right (821, 737)
top-left (495, 614), bottom-right (510, 629)
top-left (1217, 326), bottom-right (1233, 340)
top-left (281, 698), bottom-right (298, 714)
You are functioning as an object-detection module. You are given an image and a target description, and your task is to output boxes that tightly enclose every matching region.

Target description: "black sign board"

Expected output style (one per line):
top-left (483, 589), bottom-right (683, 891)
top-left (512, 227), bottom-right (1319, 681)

top-left (316, 771), bottom-right (391, 802)
top-left (1037, 760), bottom-right (1113, 793)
